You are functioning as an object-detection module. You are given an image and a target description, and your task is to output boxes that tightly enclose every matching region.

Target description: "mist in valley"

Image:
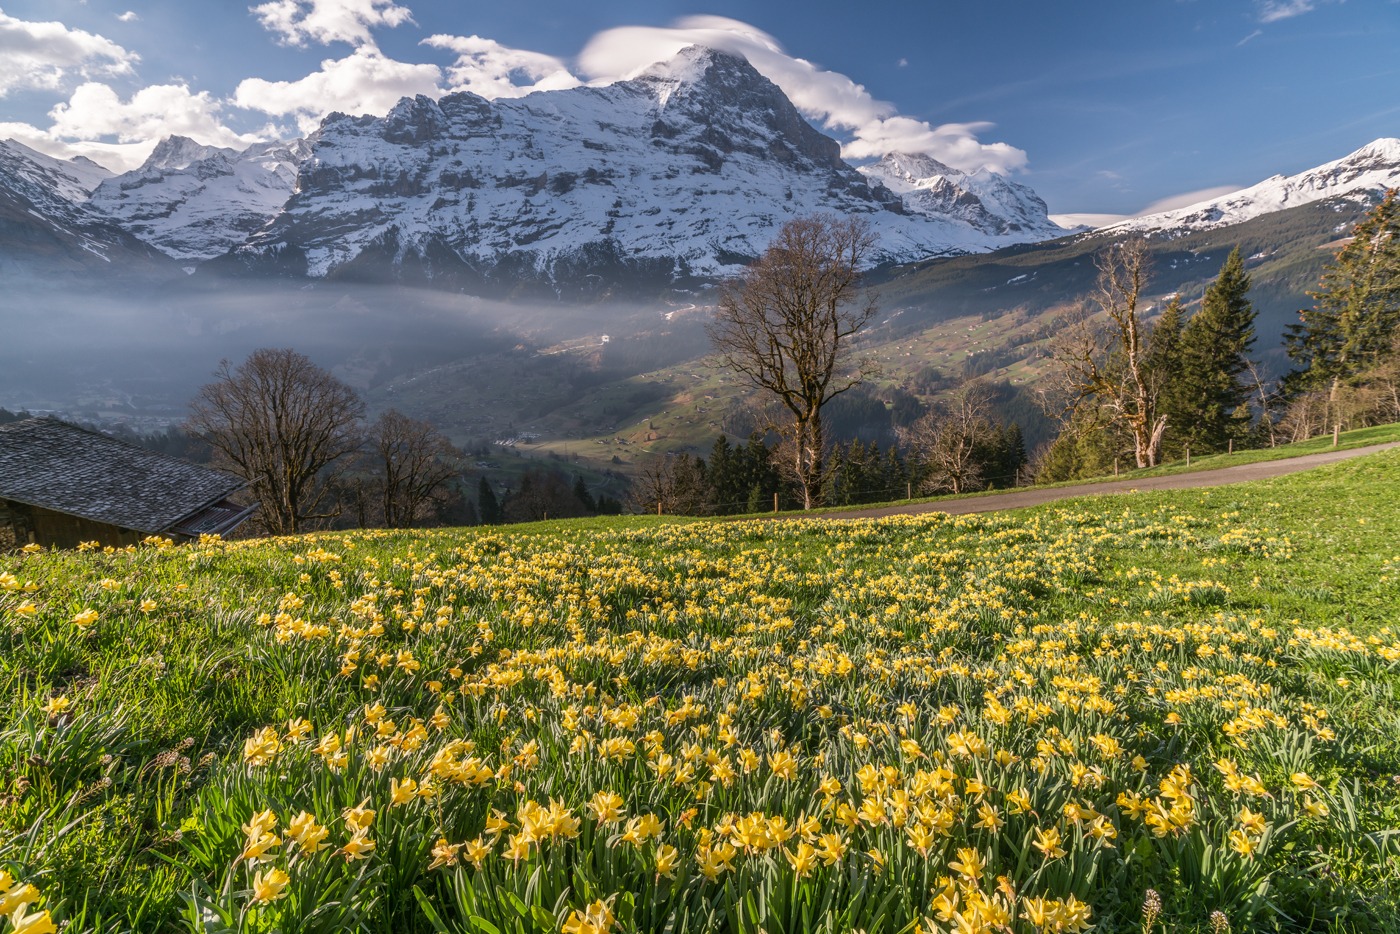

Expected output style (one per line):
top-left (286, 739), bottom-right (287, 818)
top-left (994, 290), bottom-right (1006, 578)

top-left (0, 278), bottom-right (712, 447)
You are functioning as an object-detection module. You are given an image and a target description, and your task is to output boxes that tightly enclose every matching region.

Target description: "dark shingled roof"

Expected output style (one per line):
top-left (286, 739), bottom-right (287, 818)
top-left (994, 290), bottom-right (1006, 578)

top-left (0, 417), bottom-right (245, 534)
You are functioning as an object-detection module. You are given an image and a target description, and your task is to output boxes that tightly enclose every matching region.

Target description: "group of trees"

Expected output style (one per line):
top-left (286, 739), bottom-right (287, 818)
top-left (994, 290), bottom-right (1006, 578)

top-left (186, 348), bottom-right (628, 535)
top-left (478, 471), bottom-right (622, 524)
top-left (186, 348), bottom-right (465, 535)
top-left (1283, 188), bottom-right (1400, 435)
top-left (702, 214), bottom-right (1031, 513)
top-left (1037, 239), bottom-right (1259, 478)
top-left (1035, 189), bottom-right (1400, 478)
top-left (631, 413), bottom-right (1029, 518)
top-left (701, 190), bottom-right (1397, 500)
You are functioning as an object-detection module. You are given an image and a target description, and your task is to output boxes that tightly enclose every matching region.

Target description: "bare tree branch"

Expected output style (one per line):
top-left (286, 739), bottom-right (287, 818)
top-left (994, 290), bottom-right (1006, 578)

top-left (186, 348), bottom-right (364, 535)
top-left (369, 409), bottom-right (460, 528)
top-left (1045, 237), bottom-right (1168, 468)
top-left (707, 214), bottom-right (879, 508)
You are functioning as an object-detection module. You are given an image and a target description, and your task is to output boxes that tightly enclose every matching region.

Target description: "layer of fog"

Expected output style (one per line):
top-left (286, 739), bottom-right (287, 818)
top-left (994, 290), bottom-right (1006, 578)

top-left (0, 279), bottom-right (711, 440)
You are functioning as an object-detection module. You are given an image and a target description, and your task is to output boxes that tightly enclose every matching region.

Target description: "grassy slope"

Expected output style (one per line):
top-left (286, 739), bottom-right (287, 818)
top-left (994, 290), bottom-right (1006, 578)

top-left (381, 196), bottom-right (1383, 475)
top-left (734, 422), bottom-right (1400, 520)
top-left (1, 450), bottom-right (1398, 932)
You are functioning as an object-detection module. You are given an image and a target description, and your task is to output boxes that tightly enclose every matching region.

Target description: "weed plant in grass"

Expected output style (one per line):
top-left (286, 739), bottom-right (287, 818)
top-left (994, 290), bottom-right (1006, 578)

top-left (2, 452), bottom-right (1399, 933)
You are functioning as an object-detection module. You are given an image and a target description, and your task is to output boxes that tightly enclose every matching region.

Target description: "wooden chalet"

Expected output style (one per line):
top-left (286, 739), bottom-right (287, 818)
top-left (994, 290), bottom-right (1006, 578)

top-left (0, 417), bottom-right (255, 550)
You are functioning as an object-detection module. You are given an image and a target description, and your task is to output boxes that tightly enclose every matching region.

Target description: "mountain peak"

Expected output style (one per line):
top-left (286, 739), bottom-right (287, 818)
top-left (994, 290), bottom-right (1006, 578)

top-left (1345, 137), bottom-right (1400, 167)
top-left (1106, 136), bottom-right (1400, 237)
top-left (637, 45), bottom-right (748, 84)
top-left (0, 137), bottom-right (114, 200)
top-left (140, 136), bottom-right (232, 173)
top-left (870, 152), bottom-right (959, 187)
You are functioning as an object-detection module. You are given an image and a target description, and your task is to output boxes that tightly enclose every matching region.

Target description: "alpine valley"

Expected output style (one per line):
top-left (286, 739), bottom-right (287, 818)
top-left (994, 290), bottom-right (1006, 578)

top-left (1, 44), bottom-right (1398, 469)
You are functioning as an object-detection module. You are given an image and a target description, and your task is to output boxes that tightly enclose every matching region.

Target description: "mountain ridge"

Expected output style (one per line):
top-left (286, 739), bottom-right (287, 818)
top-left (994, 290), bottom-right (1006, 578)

top-left (1, 52), bottom-right (1396, 299)
top-left (0, 46), bottom-right (1066, 295)
top-left (1100, 137), bottom-right (1400, 237)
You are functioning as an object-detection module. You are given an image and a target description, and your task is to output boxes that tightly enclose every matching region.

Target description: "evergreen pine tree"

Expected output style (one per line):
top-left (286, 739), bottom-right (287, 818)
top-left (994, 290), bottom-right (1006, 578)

top-left (1285, 188), bottom-right (1400, 393)
top-left (1146, 296), bottom-right (1187, 456)
top-left (881, 444), bottom-right (907, 498)
top-left (1177, 249), bottom-right (1257, 451)
top-left (572, 475), bottom-right (596, 514)
top-left (707, 435), bottom-right (741, 513)
top-left (820, 444), bottom-right (847, 506)
top-left (1000, 424), bottom-right (1027, 486)
top-left (478, 477), bottom-right (502, 525)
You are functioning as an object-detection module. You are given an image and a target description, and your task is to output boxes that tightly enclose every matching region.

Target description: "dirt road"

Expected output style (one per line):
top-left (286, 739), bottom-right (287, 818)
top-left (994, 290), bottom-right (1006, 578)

top-left (806, 442), bottom-right (1400, 520)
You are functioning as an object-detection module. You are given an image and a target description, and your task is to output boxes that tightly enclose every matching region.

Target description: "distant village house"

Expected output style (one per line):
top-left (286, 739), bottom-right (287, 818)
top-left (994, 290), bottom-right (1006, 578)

top-left (0, 417), bottom-right (255, 550)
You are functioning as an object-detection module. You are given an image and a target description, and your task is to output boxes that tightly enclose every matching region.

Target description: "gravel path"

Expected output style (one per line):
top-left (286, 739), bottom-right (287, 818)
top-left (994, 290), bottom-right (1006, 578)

top-left (800, 441), bottom-right (1400, 520)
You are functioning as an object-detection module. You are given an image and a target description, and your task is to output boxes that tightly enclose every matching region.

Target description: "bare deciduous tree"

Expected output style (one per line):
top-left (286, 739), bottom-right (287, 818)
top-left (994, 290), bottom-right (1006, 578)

top-left (707, 214), bottom-right (878, 509)
top-left (187, 348), bottom-right (364, 536)
top-left (1046, 237), bottom-right (1168, 468)
top-left (369, 409), bottom-right (459, 528)
top-left (901, 382), bottom-right (994, 494)
top-left (1245, 359), bottom-right (1281, 448)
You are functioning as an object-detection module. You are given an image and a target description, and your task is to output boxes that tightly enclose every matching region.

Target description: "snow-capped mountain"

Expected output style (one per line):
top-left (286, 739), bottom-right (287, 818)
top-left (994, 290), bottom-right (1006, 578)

top-left (0, 139), bottom-right (112, 206)
top-left (228, 47), bottom-right (1061, 294)
top-left (0, 139), bottom-right (174, 279)
top-left (859, 152), bottom-right (1062, 239)
top-left (89, 136), bottom-right (311, 262)
top-left (1, 48), bottom-right (1069, 293)
top-left (1105, 138), bottom-right (1400, 236)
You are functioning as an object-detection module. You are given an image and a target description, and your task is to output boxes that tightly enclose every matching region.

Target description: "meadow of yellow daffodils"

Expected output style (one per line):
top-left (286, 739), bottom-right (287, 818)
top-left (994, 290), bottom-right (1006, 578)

top-left (3, 471), bottom-right (1400, 933)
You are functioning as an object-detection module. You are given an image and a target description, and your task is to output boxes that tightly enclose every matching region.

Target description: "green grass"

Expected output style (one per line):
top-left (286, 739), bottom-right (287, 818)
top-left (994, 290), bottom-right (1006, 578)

top-left (750, 422), bottom-right (1400, 520)
top-left (1076, 423), bottom-right (1400, 484)
top-left (1, 449), bottom-right (1399, 933)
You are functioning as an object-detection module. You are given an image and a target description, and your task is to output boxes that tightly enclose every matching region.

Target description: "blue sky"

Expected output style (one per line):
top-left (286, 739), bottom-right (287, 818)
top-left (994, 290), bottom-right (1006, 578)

top-left (1, 0), bottom-right (1396, 219)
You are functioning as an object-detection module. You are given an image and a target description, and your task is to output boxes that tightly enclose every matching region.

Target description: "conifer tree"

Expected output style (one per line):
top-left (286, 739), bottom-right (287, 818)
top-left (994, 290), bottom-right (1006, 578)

top-left (1177, 249), bottom-right (1257, 451)
top-left (478, 477), bottom-right (502, 525)
top-left (1286, 189), bottom-right (1400, 393)
top-left (572, 475), bottom-right (597, 514)
top-left (1144, 296), bottom-right (1190, 458)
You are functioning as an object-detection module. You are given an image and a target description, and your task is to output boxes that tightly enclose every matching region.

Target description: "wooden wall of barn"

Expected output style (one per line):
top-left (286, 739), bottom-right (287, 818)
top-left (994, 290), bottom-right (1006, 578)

top-left (0, 499), bottom-right (142, 550)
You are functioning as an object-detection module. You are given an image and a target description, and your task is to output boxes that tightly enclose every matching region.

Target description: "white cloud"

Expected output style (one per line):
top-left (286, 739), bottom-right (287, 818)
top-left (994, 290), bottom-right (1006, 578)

top-left (0, 119), bottom-right (155, 172)
top-left (576, 16), bottom-right (1026, 174)
top-left (116, 11), bottom-right (139, 23)
top-left (0, 9), bottom-right (137, 97)
top-left (251, 0), bottom-right (414, 47)
top-left (1136, 185), bottom-right (1240, 215)
top-left (1257, 0), bottom-right (1316, 22)
top-left (43, 81), bottom-right (260, 157)
top-left (421, 33), bottom-right (579, 99)
top-left (234, 46), bottom-right (442, 132)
